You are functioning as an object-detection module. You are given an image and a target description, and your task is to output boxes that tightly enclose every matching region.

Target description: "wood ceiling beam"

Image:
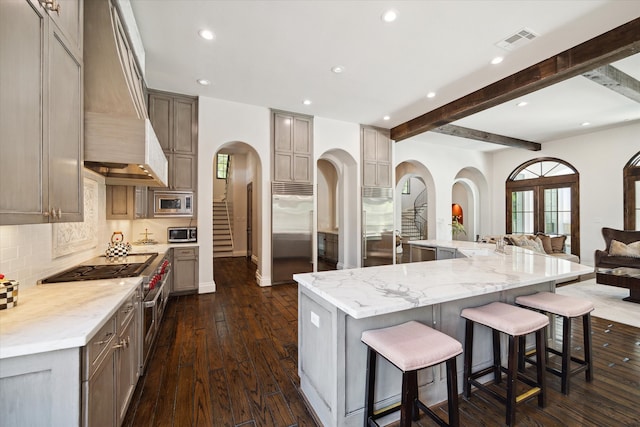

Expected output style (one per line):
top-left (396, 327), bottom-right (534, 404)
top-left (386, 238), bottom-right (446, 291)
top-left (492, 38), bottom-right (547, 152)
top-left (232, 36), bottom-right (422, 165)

top-left (432, 124), bottom-right (541, 151)
top-left (582, 64), bottom-right (640, 103)
top-left (391, 17), bottom-right (640, 142)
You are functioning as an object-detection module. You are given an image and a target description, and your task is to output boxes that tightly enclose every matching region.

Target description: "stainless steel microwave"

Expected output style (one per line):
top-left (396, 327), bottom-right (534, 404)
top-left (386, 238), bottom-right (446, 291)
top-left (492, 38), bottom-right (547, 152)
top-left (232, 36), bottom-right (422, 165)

top-left (153, 191), bottom-right (194, 217)
top-left (168, 227), bottom-right (197, 243)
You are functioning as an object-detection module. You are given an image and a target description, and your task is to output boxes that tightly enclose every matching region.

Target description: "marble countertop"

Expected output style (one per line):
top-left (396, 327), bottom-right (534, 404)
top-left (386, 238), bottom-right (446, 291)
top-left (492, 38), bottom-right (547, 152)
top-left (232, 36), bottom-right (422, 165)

top-left (294, 244), bottom-right (593, 319)
top-left (0, 244), bottom-right (200, 360)
top-left (0, 277), bottom-right (142, 359)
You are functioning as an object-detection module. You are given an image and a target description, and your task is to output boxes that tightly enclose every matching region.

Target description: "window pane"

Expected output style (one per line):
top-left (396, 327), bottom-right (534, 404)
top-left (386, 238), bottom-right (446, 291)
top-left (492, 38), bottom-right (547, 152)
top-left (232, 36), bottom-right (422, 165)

top-left (512, 190), bottom-right (534, 234)
top-left (544, 187), bottom-right (571, 239)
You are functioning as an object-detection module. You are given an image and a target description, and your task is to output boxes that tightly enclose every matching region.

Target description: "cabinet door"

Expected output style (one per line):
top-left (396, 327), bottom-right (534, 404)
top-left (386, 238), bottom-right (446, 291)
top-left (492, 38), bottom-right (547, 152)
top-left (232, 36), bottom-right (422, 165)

top-left (48, 0), bottom-right (82, 53)
top-left (0, 0), bottom-right (48, 224)
top-left (148, 93), bottom-right (172, 151)
top-left (361, 126), bottom-right (391, 188)
top-left (171, 154), bottom-right (197, 191)
top-left (106, 185), bottom-right (134, 220)
top-left (172, 248), bottom-right (199, 294)
top-left (86, 349), bottom-right (116, 427)
top-left (174, 97), bottom-right (197, 154)
top-left (116, 316), bottom-right (137, 426)
top-left (48, 21), bottom-right (83, 222)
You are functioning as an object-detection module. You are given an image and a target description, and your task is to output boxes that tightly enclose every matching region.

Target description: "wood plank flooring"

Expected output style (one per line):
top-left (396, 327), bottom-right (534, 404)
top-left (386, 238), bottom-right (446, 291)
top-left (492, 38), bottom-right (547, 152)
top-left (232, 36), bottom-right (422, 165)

top-left (124, 257), bottom-right (640, 427)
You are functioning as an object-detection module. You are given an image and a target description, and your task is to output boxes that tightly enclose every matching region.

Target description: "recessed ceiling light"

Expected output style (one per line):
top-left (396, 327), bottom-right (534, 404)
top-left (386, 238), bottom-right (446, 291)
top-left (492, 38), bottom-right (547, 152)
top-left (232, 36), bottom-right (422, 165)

top-left (381, 9), bottom-right (398, 23)
top-left (331, 65), bottom-right (345, 74)
top-left (383, 115), bottom-right (390, 121)
top-left (197, 79), bottom-right (211, 86)
top-left (581, 122), bottom-right (591, 126)
top-left (491, 56), bottom-right (504, 65)
top-left (516, 101), bottom-right (528, 107)
top-left (198, 29), bottom-right (215, 40)
top-left (426, 92), bottom-right (436, 99)
top-left (303, 99), bottom-right (312, 105)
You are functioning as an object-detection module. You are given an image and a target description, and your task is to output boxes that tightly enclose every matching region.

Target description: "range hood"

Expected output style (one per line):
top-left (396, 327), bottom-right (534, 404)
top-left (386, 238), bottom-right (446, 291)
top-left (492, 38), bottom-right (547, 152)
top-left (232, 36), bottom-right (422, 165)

top-left (83, 0), bottom-right (168, 187)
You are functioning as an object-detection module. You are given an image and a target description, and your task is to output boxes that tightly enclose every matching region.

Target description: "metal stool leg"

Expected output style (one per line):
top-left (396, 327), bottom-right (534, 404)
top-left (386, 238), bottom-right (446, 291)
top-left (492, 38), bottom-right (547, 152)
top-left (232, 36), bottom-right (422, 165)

top-left (535, 328), bottom-right (547, 408)
top-left (561, 315), bottom-right (572, 395)
top-left (493, 329), bottom-right (502, 383)
top-left (446, 357), bottom-right (460, 427)
top-left (506, 335), bottom-right (518, 427)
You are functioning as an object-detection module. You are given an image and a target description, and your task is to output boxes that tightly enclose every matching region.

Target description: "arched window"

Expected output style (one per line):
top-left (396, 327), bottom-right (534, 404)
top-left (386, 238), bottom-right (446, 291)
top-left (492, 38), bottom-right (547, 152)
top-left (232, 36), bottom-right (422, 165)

top-left (624, 151), bottom-right (640, 230)
top-left (506, 158), bottom-right (580, 257)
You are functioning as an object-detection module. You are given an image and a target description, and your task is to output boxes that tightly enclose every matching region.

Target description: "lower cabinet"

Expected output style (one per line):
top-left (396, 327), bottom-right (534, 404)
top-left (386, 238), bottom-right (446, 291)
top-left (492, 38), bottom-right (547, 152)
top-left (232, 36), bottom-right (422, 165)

top-left (171, 247), bottom-right (199, 295)
top-left (83, 288), bottom-right (140, 427)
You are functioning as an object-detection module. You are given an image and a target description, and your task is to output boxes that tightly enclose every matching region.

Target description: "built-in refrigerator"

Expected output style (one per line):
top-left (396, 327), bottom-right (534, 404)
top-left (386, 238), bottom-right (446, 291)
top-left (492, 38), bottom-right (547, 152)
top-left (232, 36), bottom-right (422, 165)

top-left (272, 182), bottom-right (314, 284)
top-left (362, 187), bottom-right (394, 267)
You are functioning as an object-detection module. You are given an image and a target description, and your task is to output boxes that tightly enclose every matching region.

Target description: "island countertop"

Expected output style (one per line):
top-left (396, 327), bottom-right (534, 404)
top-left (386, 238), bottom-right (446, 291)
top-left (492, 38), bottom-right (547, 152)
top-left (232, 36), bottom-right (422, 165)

top-left (294, 244), bottom-right (592, 319)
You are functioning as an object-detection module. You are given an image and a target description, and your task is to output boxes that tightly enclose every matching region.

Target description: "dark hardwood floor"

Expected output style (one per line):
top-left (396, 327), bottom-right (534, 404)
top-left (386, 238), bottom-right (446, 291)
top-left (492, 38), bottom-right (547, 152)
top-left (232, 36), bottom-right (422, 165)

top-left (124, 257), bottom-right (640, 427)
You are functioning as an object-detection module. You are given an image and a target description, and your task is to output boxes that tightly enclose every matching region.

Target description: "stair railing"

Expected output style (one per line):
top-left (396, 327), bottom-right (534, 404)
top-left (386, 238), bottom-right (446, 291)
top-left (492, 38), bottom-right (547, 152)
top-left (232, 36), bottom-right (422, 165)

top-left (413, 189), bottom-right (428, 239)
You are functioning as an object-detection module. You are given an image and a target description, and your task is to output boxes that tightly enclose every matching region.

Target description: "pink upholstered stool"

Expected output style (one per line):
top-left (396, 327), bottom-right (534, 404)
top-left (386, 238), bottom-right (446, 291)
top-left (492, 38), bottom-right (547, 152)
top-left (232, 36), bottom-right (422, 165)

top-left (361, 321), bottom-right (462, 427)
top-left (515, 292), bottom-right (594, 395)
top-left (461, 302), bottom-right (549, 427)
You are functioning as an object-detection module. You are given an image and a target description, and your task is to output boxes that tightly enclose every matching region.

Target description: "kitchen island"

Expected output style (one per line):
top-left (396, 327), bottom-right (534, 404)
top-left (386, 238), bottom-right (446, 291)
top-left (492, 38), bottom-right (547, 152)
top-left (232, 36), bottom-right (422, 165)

top-left (293, 244), bottom-right (592, 427)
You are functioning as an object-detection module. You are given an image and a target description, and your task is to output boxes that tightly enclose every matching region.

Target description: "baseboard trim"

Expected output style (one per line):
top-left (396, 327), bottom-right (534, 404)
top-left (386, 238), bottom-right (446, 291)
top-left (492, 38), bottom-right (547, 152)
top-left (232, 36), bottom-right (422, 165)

top-left (198, 281), bottom-right (216, 294)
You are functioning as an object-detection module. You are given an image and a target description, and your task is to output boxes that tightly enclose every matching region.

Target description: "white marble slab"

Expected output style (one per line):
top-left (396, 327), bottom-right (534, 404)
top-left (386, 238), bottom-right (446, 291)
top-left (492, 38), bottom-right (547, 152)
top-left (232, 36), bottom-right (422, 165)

top-left (0, 278), bottom-right (142, 359)
top-left (294, 244), bottom-right (593, 319)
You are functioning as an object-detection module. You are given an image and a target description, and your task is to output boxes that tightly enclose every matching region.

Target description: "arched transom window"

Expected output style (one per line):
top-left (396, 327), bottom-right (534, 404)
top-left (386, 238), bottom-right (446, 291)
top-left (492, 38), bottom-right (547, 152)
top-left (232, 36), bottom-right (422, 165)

top-left (506, 158), bottom-right (580, 257)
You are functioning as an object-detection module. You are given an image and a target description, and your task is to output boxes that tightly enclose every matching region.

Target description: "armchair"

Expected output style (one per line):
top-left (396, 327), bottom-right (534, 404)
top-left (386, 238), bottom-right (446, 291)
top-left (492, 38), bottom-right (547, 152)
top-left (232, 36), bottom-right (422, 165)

top-left (594, 227), bottom-right (640, 270)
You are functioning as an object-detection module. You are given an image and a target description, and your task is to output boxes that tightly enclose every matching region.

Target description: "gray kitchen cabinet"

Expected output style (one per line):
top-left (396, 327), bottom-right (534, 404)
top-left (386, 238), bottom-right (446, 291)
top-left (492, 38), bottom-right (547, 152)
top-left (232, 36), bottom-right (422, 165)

top-left (361, 126), bottom-right (391, 188)
top-left (106, 185), bottom-right (148, 219)
top-left (272, 110), bottom-right (313, 183)
top-left (84, 287), bottom-right (140, 427)
top-left (171, 247), bottom-right (199, 294)
top-left (0, 0), bottom-right (84, 225)
top-left (148, 90), bottom-right (198, 191)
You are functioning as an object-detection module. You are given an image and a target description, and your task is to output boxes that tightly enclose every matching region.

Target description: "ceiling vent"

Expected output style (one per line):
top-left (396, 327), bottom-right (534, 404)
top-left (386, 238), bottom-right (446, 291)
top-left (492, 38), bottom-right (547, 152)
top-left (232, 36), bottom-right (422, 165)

top-left (496, 28), bottom-right (538, 51)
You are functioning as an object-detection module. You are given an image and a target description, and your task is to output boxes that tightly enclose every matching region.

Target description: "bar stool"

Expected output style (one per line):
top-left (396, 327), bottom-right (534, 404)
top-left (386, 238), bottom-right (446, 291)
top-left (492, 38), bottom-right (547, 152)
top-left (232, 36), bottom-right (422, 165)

top-left (361, 321), bottom-right (463, 427)
top-left (461, 302), bottom-right (548, 427)
top-left (515, 291), bottom-right (594, 395)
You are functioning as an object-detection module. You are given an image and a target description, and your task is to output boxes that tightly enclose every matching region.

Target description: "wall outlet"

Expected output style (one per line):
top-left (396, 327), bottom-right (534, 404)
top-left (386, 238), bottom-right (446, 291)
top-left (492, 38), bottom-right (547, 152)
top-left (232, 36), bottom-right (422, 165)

top-left (310, 311), bottom-right (320, 328)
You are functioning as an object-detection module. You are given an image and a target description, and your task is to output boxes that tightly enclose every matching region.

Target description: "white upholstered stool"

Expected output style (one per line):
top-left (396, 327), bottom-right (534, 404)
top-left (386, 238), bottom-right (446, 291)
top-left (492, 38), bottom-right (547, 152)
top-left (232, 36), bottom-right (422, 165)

top-left (461, 302), bottom-right (549, 427)
top-left (515, 291), bottom-right (594, 395)
top-left (361, 321), bottom-right (463, 427)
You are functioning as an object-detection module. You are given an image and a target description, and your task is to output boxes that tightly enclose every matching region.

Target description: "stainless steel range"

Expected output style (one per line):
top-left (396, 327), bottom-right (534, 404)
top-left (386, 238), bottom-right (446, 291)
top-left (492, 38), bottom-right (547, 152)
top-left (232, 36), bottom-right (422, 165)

top-left (40, 251), bottom-right (171, 373)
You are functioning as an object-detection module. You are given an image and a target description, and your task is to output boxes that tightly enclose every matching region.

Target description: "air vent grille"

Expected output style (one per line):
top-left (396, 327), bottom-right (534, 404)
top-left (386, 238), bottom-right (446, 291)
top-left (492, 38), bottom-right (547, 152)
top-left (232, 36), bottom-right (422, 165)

top-left (496, 27), bottom-right (538, 51)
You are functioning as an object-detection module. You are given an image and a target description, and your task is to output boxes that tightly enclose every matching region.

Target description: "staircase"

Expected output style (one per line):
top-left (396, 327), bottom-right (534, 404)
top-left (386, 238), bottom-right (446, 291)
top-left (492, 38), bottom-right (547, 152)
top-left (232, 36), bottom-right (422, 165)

top-left (401, 208), bottom-right (424, 240)
top-left (213, 201), bottom-right (234, 258)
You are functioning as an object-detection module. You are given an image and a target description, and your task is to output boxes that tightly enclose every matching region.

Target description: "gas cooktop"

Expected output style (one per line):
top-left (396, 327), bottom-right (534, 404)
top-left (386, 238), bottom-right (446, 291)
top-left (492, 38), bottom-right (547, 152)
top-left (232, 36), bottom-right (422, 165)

top-left (40, 253), bottom-right (158, 284)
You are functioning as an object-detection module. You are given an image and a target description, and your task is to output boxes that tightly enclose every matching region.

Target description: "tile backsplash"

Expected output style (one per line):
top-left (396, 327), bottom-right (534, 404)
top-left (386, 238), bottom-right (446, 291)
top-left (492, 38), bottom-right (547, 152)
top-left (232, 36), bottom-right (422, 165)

top-left (0, 172), bottom-right (196, 289)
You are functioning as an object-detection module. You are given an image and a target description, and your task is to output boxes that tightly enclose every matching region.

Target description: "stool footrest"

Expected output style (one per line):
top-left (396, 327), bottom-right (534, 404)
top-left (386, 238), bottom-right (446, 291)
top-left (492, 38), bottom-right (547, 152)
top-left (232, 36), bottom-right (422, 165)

top-left (515, 387), bottom-right (541, 403)
top-left (372, 402), bottom-right (401, 419)
top-left (415, 399), bottom-right (453, 427)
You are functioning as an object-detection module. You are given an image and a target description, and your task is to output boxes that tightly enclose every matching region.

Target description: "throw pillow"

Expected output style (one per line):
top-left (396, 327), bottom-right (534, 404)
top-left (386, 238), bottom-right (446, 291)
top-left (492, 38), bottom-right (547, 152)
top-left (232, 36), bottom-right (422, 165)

top-left (609, 240), bottom-right (640, 258)
top-left (550, 235), bottom-right (566, 253)
top-left (531, 237), bottom-right (546, 254)
top-left (537, 234), bottom-right (553, 254)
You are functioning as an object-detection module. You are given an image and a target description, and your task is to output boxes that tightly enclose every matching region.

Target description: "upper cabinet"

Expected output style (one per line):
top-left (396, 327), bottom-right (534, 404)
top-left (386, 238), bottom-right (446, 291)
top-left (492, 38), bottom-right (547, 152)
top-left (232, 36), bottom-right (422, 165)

top-left (272, 110), bottom-right (313, 183)
top-left (148, 90), bottom-right (198, 191)
top-left (0, 0), bottom-right (84, 225)
top-left (361, 126), bottom-right (391, 188)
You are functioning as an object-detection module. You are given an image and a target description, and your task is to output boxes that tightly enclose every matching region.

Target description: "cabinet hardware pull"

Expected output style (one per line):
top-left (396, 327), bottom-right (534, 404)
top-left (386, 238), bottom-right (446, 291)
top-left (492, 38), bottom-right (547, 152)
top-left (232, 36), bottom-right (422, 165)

top-left (39, 0), bottom-right (60, 15)
top-left (94, 332), bottom-right (114, 345)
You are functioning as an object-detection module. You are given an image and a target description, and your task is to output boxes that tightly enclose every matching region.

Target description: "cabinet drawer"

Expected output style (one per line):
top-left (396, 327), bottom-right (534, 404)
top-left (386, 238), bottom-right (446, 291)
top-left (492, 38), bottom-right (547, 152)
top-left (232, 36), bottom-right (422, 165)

top-left (174, 247), bottom-right (196, 258)
top-left (84, 317), bottom-right (116, 381)
top-left (116, 292), bottom-right (137, 331)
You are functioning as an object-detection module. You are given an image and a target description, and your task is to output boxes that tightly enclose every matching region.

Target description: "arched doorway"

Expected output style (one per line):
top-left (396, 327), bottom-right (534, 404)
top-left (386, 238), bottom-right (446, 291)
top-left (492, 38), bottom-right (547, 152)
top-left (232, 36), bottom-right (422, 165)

top-left (212, 142), bottom-right (263, 281)
top-left (624, 151), bottom-right (640, 230)
top-left (317, 149), bottom-right (358, 270)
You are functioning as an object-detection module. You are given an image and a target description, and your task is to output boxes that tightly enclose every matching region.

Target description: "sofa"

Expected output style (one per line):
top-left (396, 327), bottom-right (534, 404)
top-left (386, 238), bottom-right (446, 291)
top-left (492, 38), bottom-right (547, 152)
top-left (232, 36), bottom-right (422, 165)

top-left (482, 233), bottom-right (579, 263)
top-left (594, 227), bottom-right (640, 270)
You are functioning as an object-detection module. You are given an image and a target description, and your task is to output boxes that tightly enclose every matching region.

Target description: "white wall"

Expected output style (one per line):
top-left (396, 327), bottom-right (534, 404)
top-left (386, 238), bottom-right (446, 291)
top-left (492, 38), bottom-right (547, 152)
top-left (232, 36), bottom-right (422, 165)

top-left (395, 135), bottom-right (493, 240)
top-left (490, 121), bottom-right (639, 266)
top-left (197, 97), bottom-right (271, 290)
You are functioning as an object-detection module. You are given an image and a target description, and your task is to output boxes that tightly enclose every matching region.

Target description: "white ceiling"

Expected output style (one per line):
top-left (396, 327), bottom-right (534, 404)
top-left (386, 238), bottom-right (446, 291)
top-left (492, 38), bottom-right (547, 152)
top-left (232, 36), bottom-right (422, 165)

top-left (129, 0), bottom-right (640, 152)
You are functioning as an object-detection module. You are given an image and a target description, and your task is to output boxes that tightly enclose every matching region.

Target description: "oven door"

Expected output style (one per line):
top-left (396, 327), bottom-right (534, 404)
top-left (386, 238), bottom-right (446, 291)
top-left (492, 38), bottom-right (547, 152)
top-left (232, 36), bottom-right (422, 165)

top-left (142, 284), bottom-right (163, 370)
